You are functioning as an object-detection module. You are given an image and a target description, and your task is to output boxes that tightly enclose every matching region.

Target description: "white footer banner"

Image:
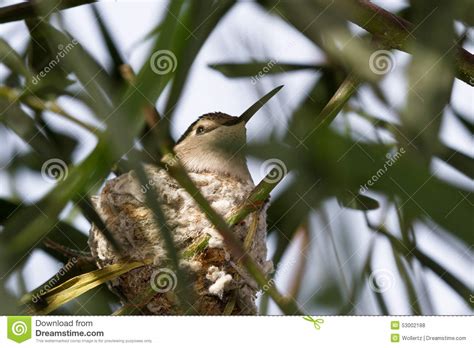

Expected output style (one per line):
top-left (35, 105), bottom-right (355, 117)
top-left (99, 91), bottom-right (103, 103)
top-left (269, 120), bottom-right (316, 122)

top-left (0, 316), bottom-right (471, 347)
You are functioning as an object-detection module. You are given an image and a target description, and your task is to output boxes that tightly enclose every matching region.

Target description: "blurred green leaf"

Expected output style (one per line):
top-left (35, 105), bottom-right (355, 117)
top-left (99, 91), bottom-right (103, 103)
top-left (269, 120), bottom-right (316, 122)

top-left (0, 98), bottom-right (57, 158)
top-left (366, 265), bottom-right (389, 315)
top-left (253, 127), bottom-right (473, 246)
top-left (435, 145), bottom-right (474, 178)
top-left (0, 0), bottom-right (96, 24)
top-left (310, 277), bottom-right (346, 313)
top-left (392, 248), bottom-right (421, 315)
top-left (0, 198), bottom-right (19, 222)
top-left (91, 4), bottom-right (125, 82)
top-left (0, 284), bottom-right (19, 315)
top-left (338, 192), bottom-right (380, 211)
top-left (451, 106), bottom-right (474, 134)
top-left (25, 19), bottom-right (75, 95)
top-left (209, 62), bottom-right (324, 77)
top-left (0, 0), bottom-right (229, 278)
top-left (65, 285), bottom-right (116, 315)
top-left (285, 68), bottom-right (346, 147)
top-left (25, 17), bottom-right (116, 107)
top-left (0, 198), bottom-right (88, 263)
top-left (0, 38), bottom-right (31, 79)
top-left (267, 180), bottom-right (317, 265)
top-left (400, 1), bottom-right (456, 158)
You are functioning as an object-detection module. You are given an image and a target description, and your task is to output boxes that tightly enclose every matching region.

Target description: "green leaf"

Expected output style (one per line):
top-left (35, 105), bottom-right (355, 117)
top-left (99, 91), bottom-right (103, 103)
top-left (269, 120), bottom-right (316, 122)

top-left (267, 181), bottom-right (315, 266)
top-left (0, 98), bottom-right (57, 158)
top-left (367, 265), bottom-right (389, 315)
top-left (308, 129), bottom-right (472, 245)
top-left (22, 259), bottom-right (152, 315)
top-left (400, 1), bottom-right (456, 156)
top-left (391, 248), bottom-right (422, 314)
top-left (0, 0), bottom-right (96, 24)
top-left (25, 19), bottom-right (75, 94)
top-left (451, 106), bottom-right (474, 134)
top-left (209, 62), bottom-right (323, 77)
top-left (25, 18), bottom-right (116, 107)
top-left (435, 145), bottom-right (474, 178)
top-left (0, 38), bottom-right (31, 79)
top-left (252, 127), bottom-right (473, 247)
top-left (0, 198), bottom-right (19, 223)
top-left (338, 192), bottom-right (380, 211)
top-left (0, 199), bottom-right (87, 263)
top-left (0, 17), bottom-right (123, 272)
top-left (23, 256), bottom-right (97, 305)
top-left (91, 4), bottom-right (125, 82)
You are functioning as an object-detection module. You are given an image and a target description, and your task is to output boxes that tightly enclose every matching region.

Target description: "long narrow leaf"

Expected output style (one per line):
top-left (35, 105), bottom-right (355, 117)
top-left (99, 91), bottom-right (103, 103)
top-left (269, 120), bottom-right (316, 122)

top-left (209, 62), bottom-right (323, 77)
top-left (22, 259), bottom-right (152, 314)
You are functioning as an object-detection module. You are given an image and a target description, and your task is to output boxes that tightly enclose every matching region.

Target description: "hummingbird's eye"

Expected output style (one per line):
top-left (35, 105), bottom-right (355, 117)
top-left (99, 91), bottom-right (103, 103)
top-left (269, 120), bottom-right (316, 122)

top-left (196, 126), bottom-right (205, 135)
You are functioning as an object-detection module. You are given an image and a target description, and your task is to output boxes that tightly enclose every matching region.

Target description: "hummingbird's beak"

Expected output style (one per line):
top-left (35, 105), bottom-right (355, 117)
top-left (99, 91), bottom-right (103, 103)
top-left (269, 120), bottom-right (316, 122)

top-left (237, 85), bottom-right (284, 124)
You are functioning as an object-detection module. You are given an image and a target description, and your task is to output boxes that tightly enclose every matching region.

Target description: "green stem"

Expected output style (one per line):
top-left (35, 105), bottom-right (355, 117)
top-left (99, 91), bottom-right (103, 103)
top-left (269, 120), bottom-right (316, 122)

top-left (0, 86), bottom-right (97, 133)
top-left (0, 0), bottom-right (97, 24)
top-left (315, 73), bottom-right (360, 129)
top-left (227, 175), bottom-right (280, 226)
top-left (181, 234), bottom-right (211, 259)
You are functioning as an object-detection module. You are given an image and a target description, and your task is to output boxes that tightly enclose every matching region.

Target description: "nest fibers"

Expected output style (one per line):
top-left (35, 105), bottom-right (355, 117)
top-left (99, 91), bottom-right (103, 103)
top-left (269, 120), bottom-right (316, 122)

top-left (89, 165), bottom-right (272, 314)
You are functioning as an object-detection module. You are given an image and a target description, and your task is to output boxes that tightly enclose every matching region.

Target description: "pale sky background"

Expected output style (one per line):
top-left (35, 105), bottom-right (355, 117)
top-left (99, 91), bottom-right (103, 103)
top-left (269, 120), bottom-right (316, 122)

top-left (0, 0), bottom-right (472, 314)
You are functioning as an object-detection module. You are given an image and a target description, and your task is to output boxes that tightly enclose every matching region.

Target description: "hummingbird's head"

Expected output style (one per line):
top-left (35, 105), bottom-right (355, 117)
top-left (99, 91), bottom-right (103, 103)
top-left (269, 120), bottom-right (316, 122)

top-left (173, 112), bottom-right (251, 181)
top-left (171, 85), bottom-right (283, 182)
top-left (175, 112), bottom-right (247, 155)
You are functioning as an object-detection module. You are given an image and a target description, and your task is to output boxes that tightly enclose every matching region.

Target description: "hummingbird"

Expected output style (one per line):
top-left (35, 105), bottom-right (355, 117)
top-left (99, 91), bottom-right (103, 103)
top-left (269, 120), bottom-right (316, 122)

top-left (88, 86), bottom-right (282, 315)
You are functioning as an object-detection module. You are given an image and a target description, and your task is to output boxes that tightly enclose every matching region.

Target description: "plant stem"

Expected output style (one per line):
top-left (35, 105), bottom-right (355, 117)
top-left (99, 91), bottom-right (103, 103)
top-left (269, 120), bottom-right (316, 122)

top-left (315, 73), bottom-right (360, 129)
top-left (0, 86), bottom-right (97, 133)
top-left (0, 0), bottom-right (97, 24)
top-left (227, 176), bottom-right (280, 226)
